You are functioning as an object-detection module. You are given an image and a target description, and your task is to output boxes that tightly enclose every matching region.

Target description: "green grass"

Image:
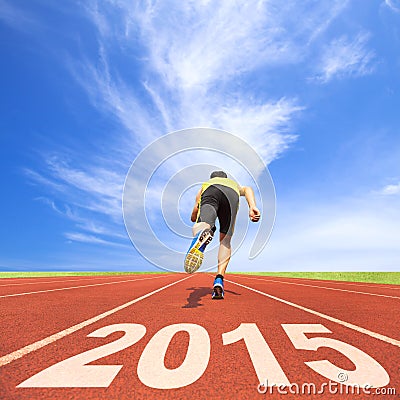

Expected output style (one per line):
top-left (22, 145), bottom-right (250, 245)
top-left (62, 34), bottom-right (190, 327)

top-left (1, 271), bottom-right (399, 285)
top-left (0, 271), bottom-right (167, 279)
top-left (237, 272), bottom-right (400, 285)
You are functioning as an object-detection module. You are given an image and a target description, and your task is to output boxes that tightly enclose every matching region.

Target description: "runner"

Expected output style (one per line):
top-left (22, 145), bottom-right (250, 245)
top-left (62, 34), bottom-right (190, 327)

top-left (184, 171), bottom-right (261, 299)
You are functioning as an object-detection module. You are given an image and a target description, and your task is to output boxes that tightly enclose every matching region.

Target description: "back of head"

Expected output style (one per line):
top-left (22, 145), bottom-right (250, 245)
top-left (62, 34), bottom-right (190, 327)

top-left (210, 170), bottom-right (227, 179)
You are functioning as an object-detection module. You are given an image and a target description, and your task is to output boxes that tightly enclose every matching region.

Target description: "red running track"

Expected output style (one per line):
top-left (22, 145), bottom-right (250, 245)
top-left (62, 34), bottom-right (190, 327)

top-left (0, 273), bottom-right (399, 399)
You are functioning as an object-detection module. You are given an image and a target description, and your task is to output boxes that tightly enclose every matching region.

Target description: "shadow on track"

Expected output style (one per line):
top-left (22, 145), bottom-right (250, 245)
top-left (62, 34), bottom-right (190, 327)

top-left (182, 287), bottom-right (210, 308)
top-left (182, 286), bottom-right (241, 308)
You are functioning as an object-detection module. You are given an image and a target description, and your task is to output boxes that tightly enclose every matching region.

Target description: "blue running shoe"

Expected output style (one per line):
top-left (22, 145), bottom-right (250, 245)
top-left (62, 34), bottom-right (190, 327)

top-left (212, 277), bottom-right (224, 299)
top-left (184, 228), bottom-right (214, 273)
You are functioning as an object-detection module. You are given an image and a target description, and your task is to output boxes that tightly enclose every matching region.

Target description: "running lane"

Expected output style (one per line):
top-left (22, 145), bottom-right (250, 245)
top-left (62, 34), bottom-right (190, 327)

top-left (0, 274), bottom-right (180, 356)
top-left (0, 274), bottom-right (172, 297)
top-left (227, 274), bottom-right (400, 340)
top-left (0, 274), bottom-right (398, 399)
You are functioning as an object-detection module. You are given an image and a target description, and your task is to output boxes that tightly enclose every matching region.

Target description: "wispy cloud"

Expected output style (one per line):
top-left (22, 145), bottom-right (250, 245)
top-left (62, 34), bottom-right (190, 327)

top-left (64, 232), bottom-right (129, 247)
top-left (377, 182), bottom-right (400, 195)
top-left (28, 1), bottom-right (353, 252)
top-left (233, 194), bottom-right (400, 270)
top-left (0, 0), bottom-right (37, 32)
top-left (26, 153), bottom-right (128, 247)
top-left (130, 1), bottom-right (294, 91)
top-left (385, 0), bottom-right (400, 13)
top-left (74, 0), bottom-right (312, 143)
top-left (30, 155), bottom-right (124, 219)
top-left (69, 47), bottom-right (163, 148)
top-left (306, 1), bottom-right (350, 44)
top-left (313, 32), bottom-right (375, 83)
top-left (36, 197), bottom-right (126, 239)
top-left (78, 0), bottom-right (350, 139)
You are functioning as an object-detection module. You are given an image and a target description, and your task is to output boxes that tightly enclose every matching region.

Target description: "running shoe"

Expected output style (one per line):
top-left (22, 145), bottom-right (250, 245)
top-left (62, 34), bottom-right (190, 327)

top-left (184, 228), bottom-right (214, 273)
top-left (212, 277), bottom-right (224, 299)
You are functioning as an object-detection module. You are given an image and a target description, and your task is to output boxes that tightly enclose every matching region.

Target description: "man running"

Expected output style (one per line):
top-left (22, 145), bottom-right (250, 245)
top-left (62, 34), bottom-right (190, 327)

top-left (184, 171), bottom-right (261, 299)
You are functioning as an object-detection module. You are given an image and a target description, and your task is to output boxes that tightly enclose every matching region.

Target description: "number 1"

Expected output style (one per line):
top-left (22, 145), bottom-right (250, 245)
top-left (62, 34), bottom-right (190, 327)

top-left (223, 323), bottom-right (290, 386)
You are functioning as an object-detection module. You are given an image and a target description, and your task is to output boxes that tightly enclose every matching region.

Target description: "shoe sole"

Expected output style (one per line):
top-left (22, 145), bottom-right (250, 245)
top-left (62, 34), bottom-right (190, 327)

top-left (184, 230), bottom-right (213, 273)
top-left (212, 285), bottom-right (224, 300)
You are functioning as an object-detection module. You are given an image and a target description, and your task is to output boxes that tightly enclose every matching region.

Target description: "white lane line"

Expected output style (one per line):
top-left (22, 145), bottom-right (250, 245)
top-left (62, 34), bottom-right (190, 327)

top-left (0, 275), bottom-right (192, 367)
top-left (0, 275), bottom-right (172, 298)
top-left (226, 278), bottom-right (400, 348)
top-left (229, 275), bottom-right (400, 299)
top-left (230, 274), bottom-right (400, 290)
top-left (0, 276), bottom-right (112, 283)
top-left (279, 278), bottom-right (400, 290)
top-left (0, 275), bottom-right (159, 287)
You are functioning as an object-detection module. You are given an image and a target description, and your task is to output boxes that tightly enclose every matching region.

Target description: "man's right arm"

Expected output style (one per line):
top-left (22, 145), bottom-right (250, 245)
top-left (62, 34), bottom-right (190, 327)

top-left (190, 189), bottom-right (202, 222)
top-left (239, 186), bottom-right (261, 222)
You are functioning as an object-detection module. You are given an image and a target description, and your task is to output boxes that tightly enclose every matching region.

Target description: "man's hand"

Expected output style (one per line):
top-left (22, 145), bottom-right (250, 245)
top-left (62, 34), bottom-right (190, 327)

top-left (249, 206), bottom-right (261, 222)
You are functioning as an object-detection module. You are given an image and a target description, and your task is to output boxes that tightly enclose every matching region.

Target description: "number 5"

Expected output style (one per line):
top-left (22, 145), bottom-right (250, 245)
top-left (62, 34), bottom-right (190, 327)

top-left (282, 324), bottom-right (389, 387)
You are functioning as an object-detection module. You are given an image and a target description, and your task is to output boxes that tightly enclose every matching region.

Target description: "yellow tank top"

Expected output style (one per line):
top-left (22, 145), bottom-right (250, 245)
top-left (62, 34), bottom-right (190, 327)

top-left (201, 177), bottom-right (240, 196)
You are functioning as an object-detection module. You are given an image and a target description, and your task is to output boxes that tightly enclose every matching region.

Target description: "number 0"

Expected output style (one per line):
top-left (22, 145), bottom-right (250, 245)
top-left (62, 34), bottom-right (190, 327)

top-left (137, 323), bottom-right (210, 389)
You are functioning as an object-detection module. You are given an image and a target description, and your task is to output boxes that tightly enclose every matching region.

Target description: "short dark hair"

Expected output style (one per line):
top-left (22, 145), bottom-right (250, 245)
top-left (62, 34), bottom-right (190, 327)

top-left (210, 170), bottom-right (227, 179)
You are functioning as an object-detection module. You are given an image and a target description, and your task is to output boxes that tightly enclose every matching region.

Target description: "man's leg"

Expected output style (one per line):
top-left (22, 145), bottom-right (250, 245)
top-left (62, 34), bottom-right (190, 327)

top-left (217, 233), bottom-right (231, 276)
top-left (184, 206), bottom-right (215, 273)
top-left (212, 233), bottom-right (231, 299)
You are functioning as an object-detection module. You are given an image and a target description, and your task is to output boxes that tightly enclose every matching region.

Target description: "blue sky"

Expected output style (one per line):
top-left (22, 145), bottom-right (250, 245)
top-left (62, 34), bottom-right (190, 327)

top-left (1, 0), bottom-right (400, 272)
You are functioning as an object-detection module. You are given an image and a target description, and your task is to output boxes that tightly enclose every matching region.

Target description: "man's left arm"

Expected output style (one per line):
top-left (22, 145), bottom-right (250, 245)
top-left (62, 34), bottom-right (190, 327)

top-left (239, 185), bottom-right (261, 222)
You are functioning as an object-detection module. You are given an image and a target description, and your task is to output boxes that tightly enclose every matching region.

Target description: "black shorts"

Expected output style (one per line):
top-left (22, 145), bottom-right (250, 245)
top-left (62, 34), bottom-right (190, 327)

top-left (197, 184), bottom-right (239, 235)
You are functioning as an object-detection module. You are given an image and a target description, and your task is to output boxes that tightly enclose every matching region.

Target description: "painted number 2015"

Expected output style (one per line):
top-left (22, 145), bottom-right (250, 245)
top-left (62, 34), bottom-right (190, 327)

top-left (17, 323), bottom-right (389, 389)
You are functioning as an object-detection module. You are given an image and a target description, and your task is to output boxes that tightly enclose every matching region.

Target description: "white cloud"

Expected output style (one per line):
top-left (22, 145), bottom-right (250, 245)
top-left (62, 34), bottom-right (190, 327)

top-left (26, 154), bottom-right (128, 246)
top-left (64, 232), bottom-right (129, 247)
top-left (78, 0), bottom-right (349, 140)
top-left (130, 1), bottom-right (294, 91)
top-left (104, 0), bottom-right (352, 97)
top-left (69, 50), bottom-right (163, 148)
top-left (378, 182), bottom-right (400, 195)
top-left (208, 98), bottom-right (302, 163)
top-left (306, 1), bottom-right (350, 44)
top-left (314, 32), bottom-right (375, 83)
top-left (385, 0), bottom-right (400, 13)
top-left (231, 194), bottom-right (400, 271)
top-left (44, 199), bottom-right (126, 238)
top-left (73, 0), bottom-right (312, 148)
top-left (25, 168), bottom-right (66, 192)
top-left (34, 1), bottom-right (318, 244)
top-left (41, 155), bottom-right (124, 219)
top-left (0, 0), bottom-right (37, 32)
top-left (29, 1), bottom-right (365, 266)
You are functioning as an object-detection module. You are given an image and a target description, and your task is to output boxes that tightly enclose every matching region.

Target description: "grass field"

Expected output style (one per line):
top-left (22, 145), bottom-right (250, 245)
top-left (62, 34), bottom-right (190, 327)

top-left (239, 272), bottom-right (400, 285)
top-left (0, 271), bottom-right (166, 278)
top-left (0, 271), bottom-right (399, 285)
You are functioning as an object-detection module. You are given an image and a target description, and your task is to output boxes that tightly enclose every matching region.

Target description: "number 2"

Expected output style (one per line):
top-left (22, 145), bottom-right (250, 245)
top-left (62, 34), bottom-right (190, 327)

top-left (17, 322), bottom-right (390, 389)
top-left (17, 324), bottom-right (146, 388)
